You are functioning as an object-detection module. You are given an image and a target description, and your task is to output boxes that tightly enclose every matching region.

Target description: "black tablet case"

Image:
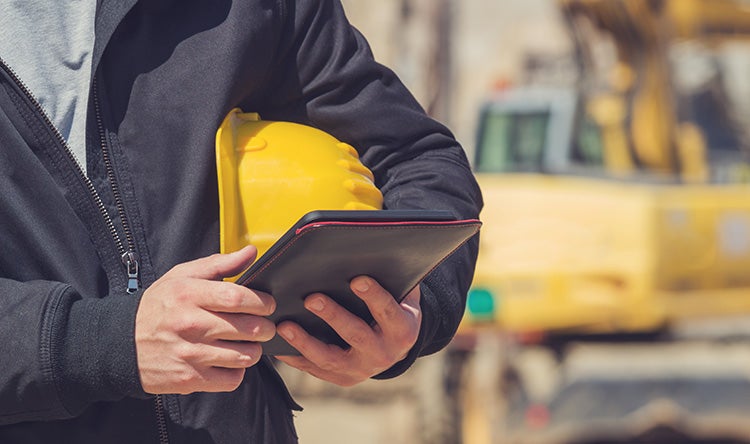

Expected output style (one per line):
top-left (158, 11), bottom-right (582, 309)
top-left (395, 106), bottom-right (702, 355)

top-left (235, 211), bottom-right (481, 355)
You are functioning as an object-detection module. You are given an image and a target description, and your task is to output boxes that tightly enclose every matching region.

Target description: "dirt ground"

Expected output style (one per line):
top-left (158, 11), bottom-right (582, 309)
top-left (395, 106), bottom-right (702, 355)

top-left (292, 397), bottom-right (418, 444)
top-left (276, 352), bottom-right (450, 444)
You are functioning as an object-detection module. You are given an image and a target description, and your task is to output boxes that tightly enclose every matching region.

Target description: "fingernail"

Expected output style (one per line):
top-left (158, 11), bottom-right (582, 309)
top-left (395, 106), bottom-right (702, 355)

top-left (279, 326), bottom-right (295, 341)
top-left (308, 297), bottom-right (325, 312)
top-left (353, 277), bottom-right (370, 292)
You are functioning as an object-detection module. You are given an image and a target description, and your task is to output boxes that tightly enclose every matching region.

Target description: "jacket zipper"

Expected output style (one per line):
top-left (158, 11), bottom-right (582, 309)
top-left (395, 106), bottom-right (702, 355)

top-left (92, 80), bottom-right (141, 294)
top-left (2, 58), bottom-right (170, 443)
top-left (92, 80), bottom-right (169, 444)
top-left (0, 57), bottom-right (141, 294)
top-left (154, 392), bottom-right (170, 444)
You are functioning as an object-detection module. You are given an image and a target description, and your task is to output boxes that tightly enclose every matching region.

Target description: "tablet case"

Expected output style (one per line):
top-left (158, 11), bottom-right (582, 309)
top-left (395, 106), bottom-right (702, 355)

top-left (235, 210), bottom-right (481, 355)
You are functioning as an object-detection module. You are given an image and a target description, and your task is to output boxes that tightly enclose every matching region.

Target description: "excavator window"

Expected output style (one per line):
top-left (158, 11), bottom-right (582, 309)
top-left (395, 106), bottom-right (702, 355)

top-left (571, 114), bottom-right (605, 167)
top-left (475, 98), bottom-right (606, 175)
top-left (476, 110), bottom-right (549, 172)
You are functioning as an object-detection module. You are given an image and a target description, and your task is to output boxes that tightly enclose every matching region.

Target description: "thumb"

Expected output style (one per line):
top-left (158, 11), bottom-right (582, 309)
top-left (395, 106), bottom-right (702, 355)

top-left (170, 245), bottom-right (258, 280)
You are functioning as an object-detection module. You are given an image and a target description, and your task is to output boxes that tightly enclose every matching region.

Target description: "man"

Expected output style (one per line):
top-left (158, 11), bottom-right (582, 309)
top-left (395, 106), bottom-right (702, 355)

top-left (0, 0), bottom-right (482, 442)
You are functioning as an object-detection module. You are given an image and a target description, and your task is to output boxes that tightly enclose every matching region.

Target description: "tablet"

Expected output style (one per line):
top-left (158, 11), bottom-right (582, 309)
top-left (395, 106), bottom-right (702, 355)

top-left (235, 210), bottom-right (481, 355)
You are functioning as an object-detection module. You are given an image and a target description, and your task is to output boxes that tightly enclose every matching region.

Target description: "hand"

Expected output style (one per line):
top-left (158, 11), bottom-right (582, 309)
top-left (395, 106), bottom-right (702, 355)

top-left (135, 246), bottom-right (276, 394)
top-left (275, 276), bottom-right (421, 386)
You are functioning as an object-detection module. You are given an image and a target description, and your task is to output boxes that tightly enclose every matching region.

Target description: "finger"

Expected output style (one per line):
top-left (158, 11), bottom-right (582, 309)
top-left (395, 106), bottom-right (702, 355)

top-left (165, 306), bottom-right (275, 344)
top-left (275, 355), bottom-right (361, 387)
top-left (350, 276), bottom-right (413, 335)
top-left (174, 341), bottom-right (262, 370)
top-left (186, 279), bottom-right (276, 316)
top-left (398, 286), bottom-right (422, 325)
top-left (390, 286), bottom-right (422, 352)
top-left (168, 246), bottom-right (257, 281)
top-left (351, 277), bottom-right (421, 353)
top-left (275, 321), bottom-right (348, 365)
top-left (401, 285), bottom-right (421, 306)
top-left (205, 312), bottom-right (276, 342)
top-left (207, 341), bottom-right (264, 369)
top-left (196, 367), bottom-right (248, 393)
top-left (303, 293), bottom-right (378, 351)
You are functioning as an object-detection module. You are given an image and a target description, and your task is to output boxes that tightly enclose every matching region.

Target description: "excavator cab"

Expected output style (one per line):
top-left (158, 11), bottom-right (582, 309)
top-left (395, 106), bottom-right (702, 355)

top-left (474, 87), bottom-right (605, 175)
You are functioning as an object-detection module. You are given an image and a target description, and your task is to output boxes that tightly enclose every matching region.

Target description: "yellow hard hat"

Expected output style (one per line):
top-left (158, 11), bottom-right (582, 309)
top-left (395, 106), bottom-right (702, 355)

top-left (215, 109), bottom-right (383, 258)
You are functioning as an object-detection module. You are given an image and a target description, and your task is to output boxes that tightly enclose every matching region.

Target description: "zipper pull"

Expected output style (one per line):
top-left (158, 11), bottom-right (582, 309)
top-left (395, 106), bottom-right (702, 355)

top-left (121, 251), bottom-right (140, 294)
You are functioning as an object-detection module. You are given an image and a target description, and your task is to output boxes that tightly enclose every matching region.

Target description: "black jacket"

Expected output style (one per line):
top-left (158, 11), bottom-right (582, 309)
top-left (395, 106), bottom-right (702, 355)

top-left (0, 1), bottom-right (482, 443)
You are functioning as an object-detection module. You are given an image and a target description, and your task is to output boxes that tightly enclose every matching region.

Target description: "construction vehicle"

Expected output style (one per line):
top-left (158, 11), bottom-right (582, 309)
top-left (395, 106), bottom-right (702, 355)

top-left (454, 1), bottom-right (750, 443)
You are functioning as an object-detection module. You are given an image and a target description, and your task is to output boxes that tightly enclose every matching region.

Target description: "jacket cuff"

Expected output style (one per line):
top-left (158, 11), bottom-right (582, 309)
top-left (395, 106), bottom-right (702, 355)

top-left (48, 287), bottom-right (149, 416)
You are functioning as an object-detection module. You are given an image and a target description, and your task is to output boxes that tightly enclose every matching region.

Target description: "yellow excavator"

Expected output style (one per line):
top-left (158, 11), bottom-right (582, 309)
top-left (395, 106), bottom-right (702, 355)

top-left (467, 0), bottom-right (750, 342)
top-left (455, 1), bottom-right (750, 443)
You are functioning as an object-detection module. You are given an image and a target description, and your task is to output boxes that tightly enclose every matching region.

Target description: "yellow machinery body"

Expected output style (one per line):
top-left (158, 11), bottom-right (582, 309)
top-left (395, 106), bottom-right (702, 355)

top-left (216, 109), bottom-right (382, 258)
top-left (468, 174), bottom-right (750, 336)
top-left (460, 0), bottom-right (750, 336)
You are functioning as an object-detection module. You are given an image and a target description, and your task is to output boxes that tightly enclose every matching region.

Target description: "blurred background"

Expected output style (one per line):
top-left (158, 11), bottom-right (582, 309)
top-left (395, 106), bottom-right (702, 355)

top-left (280, 1), bottom-right (750, 443)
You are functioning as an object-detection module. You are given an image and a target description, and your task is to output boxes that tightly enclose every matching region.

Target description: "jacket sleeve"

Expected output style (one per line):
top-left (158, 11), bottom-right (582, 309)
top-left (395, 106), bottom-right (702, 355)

top-left (260, 0), bottom-right (483, 377)
top-left (0, 278), bottom-right (146, 425)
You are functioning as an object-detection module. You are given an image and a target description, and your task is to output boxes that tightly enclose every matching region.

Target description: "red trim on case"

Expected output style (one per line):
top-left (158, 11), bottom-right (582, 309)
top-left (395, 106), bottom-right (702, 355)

top-left (295, 219), bottom-right (482, 235)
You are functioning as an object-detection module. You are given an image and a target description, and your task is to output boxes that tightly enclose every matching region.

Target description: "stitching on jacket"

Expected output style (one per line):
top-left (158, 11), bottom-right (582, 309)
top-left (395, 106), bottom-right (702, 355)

top-left (4, 84), bottom-right (51, 154)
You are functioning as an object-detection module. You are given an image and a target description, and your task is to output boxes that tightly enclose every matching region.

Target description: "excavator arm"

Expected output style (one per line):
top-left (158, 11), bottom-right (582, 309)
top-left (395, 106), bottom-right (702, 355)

top-left (559, 0), bottom-right (750, 180)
